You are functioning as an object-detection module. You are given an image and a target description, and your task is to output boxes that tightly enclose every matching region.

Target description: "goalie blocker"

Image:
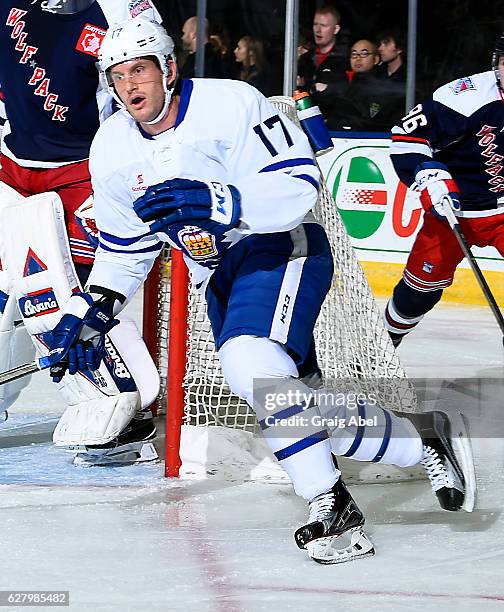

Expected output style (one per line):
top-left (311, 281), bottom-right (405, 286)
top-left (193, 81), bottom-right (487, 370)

top-left (0, 185), bottom-right (160, 457)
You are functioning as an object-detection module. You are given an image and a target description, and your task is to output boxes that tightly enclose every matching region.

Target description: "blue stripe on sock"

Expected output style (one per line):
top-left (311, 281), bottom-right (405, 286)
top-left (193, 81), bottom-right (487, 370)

top-left (372, 409), bottom-right (392, 462)
top-left (343, 399), bottom-right (366, 458)
top-left (274, 430), bottom-right (328, 461)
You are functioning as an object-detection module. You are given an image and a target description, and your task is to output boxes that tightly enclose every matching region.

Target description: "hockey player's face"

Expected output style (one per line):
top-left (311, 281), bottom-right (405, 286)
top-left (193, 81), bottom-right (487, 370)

top-left (110, 59), bottom-right (166, 123)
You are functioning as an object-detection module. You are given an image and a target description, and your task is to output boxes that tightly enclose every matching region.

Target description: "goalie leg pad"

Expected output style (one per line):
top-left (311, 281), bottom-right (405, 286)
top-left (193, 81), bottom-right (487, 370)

top-left (0, 287), bottom-right (35, 412)
top-left (0, 192), bottom-right (154, 445)
top-left (0, 182), bottom-right (35, 411)
top-left (1, 192), bottom-right (80, 335)
top-left (52, 387), bottom-right (140, 446)
top-left (44, 325), bottom-right (142, 445)
top-left (107, 316), bottom-right (160, 409)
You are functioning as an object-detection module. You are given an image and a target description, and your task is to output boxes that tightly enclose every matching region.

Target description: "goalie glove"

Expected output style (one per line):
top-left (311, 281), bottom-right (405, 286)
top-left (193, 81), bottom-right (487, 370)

top-left (415, 161), bottom-right (461, 220)
top-left (133, 178), bottom-right (242, 235)
top-left (40, 291), bottom-right (122, 382)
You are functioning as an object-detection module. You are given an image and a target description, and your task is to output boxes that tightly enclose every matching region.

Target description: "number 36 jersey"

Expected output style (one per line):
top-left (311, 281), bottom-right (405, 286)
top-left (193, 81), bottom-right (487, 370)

top-left (88, 79), bottom-right (321, 300)
top-left (390, 70), bottom-right (504, 213)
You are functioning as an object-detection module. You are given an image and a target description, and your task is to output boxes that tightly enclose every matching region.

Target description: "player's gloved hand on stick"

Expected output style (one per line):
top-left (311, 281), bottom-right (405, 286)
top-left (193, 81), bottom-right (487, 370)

top-left (133, 178), bottom-right (241, 234)
top-left (40, 292), bottom-right (120, 382)
top-left (415, 161), bottom-right (461, 220)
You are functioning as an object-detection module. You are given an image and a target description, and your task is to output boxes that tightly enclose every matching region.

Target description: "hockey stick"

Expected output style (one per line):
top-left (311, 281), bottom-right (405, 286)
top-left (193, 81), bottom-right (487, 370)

top-left (0, 361), bottom-right (42, 386)
top-left (441, 196), bottom-right (504, 341)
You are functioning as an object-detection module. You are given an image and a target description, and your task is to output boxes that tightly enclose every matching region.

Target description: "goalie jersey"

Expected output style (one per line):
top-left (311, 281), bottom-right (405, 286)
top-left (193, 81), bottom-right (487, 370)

top-left (87, 79), bottom-right (320, 299)
top-left (0, 0), bottom-right (160, 168)
top-left (390, 70), bottom-right (504, 213)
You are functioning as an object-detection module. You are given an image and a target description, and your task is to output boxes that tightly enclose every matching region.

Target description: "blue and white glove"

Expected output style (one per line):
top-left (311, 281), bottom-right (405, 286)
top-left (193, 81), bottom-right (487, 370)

top-left (415, 161), bottom-right (461, 220)
top-left (133, 178), bottom-right (242, 235)
top-left (40, 292), bottom-right (120, 382)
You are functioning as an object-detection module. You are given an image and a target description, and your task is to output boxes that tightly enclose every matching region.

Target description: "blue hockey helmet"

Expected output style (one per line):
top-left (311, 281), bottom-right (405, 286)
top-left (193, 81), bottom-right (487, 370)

top-left (492, 33), bottom-right (504, 92)
top-left (40, 0), bottom-right (96, 14)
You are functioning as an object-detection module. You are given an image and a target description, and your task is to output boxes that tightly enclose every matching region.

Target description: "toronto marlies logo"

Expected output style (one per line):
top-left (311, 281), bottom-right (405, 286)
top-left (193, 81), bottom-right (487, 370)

top-left (177, 225), bottom-right (218, 260)
top-left (19, 288), bottom-right (59, 318)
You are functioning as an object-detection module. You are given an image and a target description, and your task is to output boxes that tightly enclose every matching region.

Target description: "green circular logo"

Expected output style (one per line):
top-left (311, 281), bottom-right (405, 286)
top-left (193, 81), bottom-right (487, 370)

top-left (331, 155), bottom-right (387, 239)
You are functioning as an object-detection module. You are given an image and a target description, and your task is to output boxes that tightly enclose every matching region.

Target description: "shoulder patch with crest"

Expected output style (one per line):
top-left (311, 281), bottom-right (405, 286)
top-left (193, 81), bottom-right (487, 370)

top-left (128, 0), bottom-right (153, 18)
top-left (450, 77), bottom-right (476, 95)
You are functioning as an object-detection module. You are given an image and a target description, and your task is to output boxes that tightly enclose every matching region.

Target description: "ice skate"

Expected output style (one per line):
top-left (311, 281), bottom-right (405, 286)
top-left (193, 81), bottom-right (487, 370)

top-left (414, 410), bottom-right (476, 512)
top-left (73, 409), bottom-right (158, 467)
top-left (294, 478), bottom-right (375, 564)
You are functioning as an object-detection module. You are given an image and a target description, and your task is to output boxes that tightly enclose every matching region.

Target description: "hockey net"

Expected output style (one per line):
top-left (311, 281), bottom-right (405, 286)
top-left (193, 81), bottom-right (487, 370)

top-left (143, 96), bottom-right (419, 482)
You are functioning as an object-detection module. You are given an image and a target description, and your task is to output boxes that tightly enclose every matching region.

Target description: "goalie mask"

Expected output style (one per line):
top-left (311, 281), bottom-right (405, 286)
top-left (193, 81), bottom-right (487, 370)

top-left (98, 18), bottom-right (177, 125)
top-left (492, 33), bottom-right (504, 93)
top-left (40, 0), bottom-right (96, 14)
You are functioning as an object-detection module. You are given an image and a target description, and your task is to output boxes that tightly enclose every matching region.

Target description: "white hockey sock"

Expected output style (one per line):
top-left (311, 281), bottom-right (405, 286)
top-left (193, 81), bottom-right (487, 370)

top-left (219, 335), bottom-right (340, 500)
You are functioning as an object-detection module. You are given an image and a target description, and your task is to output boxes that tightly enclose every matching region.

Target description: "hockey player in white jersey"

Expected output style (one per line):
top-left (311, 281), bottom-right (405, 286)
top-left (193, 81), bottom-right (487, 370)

top-left (43, 18), bottom-right (476, 563)
top-left (0, 0), bottom-right (163, 464)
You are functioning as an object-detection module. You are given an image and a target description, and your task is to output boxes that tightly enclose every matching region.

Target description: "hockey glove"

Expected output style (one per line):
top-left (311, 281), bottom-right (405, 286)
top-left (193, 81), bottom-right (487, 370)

top-left (415, 161), bottom-right (461, 220)
top-left (133, 178), bottom-right (242, 235)
top-left (40, 292), bottom-right (120, 382)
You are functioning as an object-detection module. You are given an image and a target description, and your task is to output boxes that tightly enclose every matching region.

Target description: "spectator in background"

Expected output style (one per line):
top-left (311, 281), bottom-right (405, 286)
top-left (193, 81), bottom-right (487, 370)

top-left (297, 32), bottom-right (313, 60)
top-left (180, 16), bottom-right (222, 78)
top-left (234, 36), bottom-right (275, 97)
top-left (209, 24), bottom-right (235, 79)
top-left (348, 38), bottom-right (380, 79)
top-left (297, 5), bottom-right (348, 95)
top-left (317, 39), bottom-right (405, 132)
top-left (377, 29), bottom-right (406, 82)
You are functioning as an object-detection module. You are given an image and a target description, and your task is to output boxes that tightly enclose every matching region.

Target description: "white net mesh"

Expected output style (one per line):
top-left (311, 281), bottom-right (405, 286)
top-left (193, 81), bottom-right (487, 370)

top-left (153, 96), bottom-right (416, 432)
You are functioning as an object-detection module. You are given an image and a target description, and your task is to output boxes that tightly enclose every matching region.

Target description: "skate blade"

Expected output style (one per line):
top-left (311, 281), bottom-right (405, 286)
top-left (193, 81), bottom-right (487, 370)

top-left (73, 442), bottom-right (159, 467)
top-left (452, 413), bottom-right (477, 512)
top-left (306, 528), bottom-right (375, 564)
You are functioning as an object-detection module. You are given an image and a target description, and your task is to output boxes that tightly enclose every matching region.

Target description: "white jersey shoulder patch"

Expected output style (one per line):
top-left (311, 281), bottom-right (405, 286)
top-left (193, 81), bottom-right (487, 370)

top-left (433, 70), bottom-right (499, 117)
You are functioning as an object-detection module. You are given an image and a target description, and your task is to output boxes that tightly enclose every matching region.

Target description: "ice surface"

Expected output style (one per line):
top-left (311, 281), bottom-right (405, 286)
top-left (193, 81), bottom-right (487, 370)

top-left (1, 298), bottom-right (503, 611)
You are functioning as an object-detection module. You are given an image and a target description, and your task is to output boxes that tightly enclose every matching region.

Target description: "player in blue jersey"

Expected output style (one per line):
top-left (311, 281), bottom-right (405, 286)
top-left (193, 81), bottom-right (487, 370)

top-left (0, 1), bottom-right (163, 465)
top-left (43, 18), bottom-right (476, 563)
top-left (384, 34), bottom-right (504, 345)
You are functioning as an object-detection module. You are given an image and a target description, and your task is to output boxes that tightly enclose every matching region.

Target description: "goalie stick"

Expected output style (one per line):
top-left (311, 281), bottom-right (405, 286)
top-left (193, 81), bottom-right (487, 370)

top-left (441, 196), bottom-right (504, 343)
top-left (0, 361), bottom-right (42, 386)
top-left (0, 352), bottom-right (58, 386)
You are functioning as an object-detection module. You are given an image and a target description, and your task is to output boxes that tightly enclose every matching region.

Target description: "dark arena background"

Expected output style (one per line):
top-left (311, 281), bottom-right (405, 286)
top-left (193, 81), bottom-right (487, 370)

top-left (155, 0), bottom-right (504, 102)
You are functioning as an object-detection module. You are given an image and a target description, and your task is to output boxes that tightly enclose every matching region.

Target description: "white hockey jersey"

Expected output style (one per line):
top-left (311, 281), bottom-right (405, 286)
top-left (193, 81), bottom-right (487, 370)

top-left (87, 79), bottom-right (320, 301)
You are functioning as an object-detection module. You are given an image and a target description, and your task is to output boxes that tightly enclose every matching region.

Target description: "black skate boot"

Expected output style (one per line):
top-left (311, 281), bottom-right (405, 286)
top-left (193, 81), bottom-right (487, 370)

top-left (412, 410), bottom-right (476, 512)
top-left (294, 478), bottom-right (375, 564)
top-left (73, 409), bottom-right (158, 466)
